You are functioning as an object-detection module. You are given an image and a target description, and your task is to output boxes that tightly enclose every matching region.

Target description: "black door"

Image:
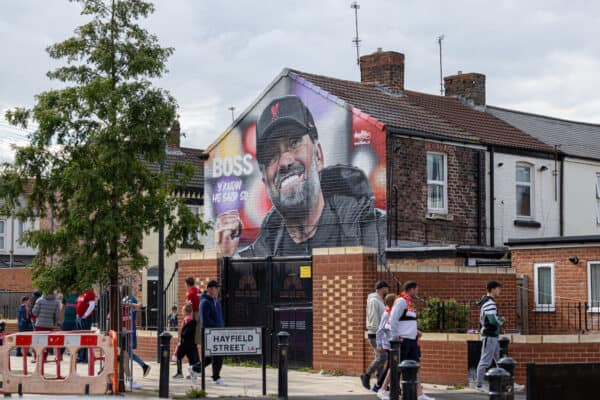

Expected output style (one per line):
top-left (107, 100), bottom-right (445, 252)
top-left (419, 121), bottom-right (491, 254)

top-left (221, 256), bottom-right (313, 368)
top-left (146, 278), bottom-right (158, 330)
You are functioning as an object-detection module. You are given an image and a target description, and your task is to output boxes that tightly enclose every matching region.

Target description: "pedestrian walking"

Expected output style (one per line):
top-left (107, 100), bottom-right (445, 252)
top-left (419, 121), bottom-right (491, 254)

top-left (185, 276), bottom-right (201, 345)
top-left (16, 296), bottom-right (32, 357)
top-left (475, 280), bottom-right (504, 391)
top-left (361, 280), bottom-right (390, 392)
top-left (122, 289), bottom-right (151, 389)
top-left (200, 279), bottom-right (225, 386)
top-left (390, 281), bottom-right (434, 400)
top-left (75, 288), bottom-right (96, 363)
top-left (31, 291), bottom-right (61, 363)
top-left (172, 304), bottom-right (200, 379)
top-left (375, 293), bottom-right (397, 400)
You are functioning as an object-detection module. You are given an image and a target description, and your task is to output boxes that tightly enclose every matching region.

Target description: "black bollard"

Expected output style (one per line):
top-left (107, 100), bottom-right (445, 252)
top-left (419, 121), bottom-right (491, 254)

top-left (497, 357), bottom-right (517, 400)
top-left (389, 339), bottom-right (401, 400)
top-left (400, 360), bottom-right (419, 400)
top-left (498, 337), bottom-right (510, 358)
top-left (277, 332), bottom-right (290, 400)
top-left (158, 332), bottom-right (172, 399)
top-left (486, 367), bottom-right (510, 400)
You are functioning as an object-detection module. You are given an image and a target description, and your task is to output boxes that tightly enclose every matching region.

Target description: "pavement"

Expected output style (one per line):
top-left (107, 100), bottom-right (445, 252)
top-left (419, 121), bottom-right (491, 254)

top-left (4, 355), bottom-right (525, 399)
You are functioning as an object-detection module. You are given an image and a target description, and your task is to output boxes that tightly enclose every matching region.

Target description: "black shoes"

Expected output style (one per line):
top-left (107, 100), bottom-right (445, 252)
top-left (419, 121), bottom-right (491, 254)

top-left (360, 373), bottom-right (370, 390)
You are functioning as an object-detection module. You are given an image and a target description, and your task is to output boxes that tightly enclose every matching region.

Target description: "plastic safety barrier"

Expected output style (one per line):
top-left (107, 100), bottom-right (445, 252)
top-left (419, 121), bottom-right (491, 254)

top-left (0, 330), bottom-right (118, 395)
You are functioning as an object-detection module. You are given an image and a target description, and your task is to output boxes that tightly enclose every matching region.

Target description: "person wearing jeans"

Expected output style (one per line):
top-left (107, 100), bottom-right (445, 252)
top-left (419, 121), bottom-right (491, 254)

top-left (200, 280), bottom-right (225, 386)
top-left (122, 291), bottom-right (151, 389)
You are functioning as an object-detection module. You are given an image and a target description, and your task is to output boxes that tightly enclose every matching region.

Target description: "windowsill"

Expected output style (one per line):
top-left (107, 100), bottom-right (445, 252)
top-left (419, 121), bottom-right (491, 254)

top-left (588, 308), bottom-right (600, 313)
top-left (426, 213), bottom-right (453, 221)
top-left (533, 306), bottom-right (555, 312)
top-left (514, 219), bottom-right (541, 228)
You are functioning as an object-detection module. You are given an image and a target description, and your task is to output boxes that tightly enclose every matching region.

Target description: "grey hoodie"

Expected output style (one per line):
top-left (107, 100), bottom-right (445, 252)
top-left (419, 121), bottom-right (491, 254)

top-left (32, 294), bottom-right (60, 329)
top-left (366, 292), bottom-right (385, 335)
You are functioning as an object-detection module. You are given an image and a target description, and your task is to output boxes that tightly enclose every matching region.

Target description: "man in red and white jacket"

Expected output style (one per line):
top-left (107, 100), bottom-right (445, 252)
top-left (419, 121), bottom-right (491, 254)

top-left (390, 281), bottom-right (434, 400)
top-left (75, 288), bottom-right (96, 363)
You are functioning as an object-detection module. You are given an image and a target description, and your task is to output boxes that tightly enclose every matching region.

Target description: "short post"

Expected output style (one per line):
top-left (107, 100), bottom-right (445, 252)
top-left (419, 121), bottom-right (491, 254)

top-left (389, 339), bottom-right (401, 400)
top-left (400, 360), bottom-right (419, 400)
top-left (498, 336), bottom-right (510, 358)
top-left (158, 332), bottom-right (172, 399)
top-left (486, 367), bottom-right (510, 400)
top-left (497, 357), bottom-right (517, 400)
top-left (277, 331), bottom-right (290, 400)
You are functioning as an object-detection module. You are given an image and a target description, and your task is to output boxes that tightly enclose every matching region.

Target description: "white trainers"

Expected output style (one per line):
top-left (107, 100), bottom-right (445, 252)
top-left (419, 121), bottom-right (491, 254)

top-left (213, 378), bottom-right (226, 386)
top-left (377, 389), bottom-right (390, 400)
top-left (418, 395), bottom-right (435, 400)
top-left (127, 380), bottom-right (142, 390)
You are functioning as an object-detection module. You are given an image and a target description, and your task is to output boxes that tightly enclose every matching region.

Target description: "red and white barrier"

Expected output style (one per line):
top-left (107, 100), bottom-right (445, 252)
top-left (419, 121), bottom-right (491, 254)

top-left (0, 330), bottom-right (118, 395)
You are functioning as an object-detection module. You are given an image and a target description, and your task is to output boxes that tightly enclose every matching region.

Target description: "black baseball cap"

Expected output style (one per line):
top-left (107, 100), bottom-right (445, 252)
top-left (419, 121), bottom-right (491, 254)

top-left (256, 95), bottom-right (318, 165)
top-left (375, 280), bottom-right (391, 290)
top-left (487, 280), bottom-right (502, 291)
top-left (207, 280), bottom-right (221, 288)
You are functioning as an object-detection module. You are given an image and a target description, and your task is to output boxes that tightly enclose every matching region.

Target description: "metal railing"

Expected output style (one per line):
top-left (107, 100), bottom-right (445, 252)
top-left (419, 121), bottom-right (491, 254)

top-left (527, 302), bottom-right (600, 335)
top-left (163, 263), bottom-right (179, 331)
top-left (0, 291), bottom-right (31, 320)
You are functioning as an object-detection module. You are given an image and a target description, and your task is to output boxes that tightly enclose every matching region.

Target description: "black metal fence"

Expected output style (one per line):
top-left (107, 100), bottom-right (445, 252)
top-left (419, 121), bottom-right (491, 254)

top-left (527, 302), bottom-right (600, 335)
top-left (0, 291), bottom-right (31, 320)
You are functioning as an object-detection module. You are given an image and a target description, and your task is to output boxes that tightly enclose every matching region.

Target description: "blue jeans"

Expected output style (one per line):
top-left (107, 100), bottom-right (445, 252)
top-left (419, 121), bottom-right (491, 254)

top-left (76, 316), bottom-right (93, 362)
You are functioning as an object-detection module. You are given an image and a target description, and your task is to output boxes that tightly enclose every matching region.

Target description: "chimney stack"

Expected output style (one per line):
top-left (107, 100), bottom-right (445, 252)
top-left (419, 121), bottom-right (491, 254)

top-left (167, 118), bottom-right (181, 150)
top-left (444, 72), bottom-right (486, 106)
top-left (360, 49), bottom-right (405, 93)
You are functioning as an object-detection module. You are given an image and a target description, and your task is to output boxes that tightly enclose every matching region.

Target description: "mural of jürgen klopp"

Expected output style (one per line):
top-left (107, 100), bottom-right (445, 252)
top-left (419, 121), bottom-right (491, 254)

top-left (215, 95), bottom-right (385, 259)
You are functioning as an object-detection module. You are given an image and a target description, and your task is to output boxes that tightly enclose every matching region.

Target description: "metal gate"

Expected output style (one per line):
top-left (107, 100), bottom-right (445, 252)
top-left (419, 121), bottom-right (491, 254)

top-left (220, 256), bottom-right (313, 368)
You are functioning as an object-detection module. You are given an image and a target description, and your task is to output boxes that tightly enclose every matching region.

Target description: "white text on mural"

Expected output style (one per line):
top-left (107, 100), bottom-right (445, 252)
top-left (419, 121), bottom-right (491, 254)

top-left (212, 154), bottom-right (254, 178)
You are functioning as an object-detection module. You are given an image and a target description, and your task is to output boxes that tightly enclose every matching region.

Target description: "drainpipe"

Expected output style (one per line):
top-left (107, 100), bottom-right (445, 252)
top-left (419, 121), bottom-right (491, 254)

top-left (9, 218), bottom-right (14, 268)
top-left (489, 147), bottom-right (495, 247)
top-left (560, 156), bottom-right (564, 236)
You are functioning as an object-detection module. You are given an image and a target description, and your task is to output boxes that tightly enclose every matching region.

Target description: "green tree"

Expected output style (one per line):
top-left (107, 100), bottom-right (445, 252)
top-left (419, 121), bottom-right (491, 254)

top-left (0, 0), bottom-right (210, 333)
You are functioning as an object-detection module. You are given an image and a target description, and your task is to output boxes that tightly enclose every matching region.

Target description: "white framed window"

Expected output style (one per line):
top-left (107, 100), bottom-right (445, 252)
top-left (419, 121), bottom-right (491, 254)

top-left (588, 261), bottom-right (600, 312)
top-left (427, 152), bottom-right (447, 214)
top-left (516, 164), bottom-right (533, 218)
top-left (17, 220), bottom-right (28, 248)
top-left (596, 174), bottom-right (600, 224)
top-left (534, 263), bottom-right (555, 312)
top-left (0, 220), bottom-right (5, 250)
top-left (186, 205), bottom-right (201, 242)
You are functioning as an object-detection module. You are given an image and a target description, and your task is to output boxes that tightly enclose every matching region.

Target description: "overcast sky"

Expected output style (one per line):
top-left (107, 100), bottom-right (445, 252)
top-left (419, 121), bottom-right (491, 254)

top-left (2, 0), bottom-right (600, 162)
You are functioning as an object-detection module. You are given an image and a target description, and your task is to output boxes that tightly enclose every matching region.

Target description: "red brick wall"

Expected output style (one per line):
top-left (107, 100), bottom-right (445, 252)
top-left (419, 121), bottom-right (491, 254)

top-left (0, 268), bottom-right (33, 292)
top-left (420, 340), bottom-right (468, 385)
top-left (388, 136), bottom-right (485, 246)
top-left (377, 269), bottom-right (518, 331)
top-left (512, 246), bottom-right (600, 333)
top-left (176, 256), bottom-right (220, 327)
top-left (312, 249), bottom-right (377, 375)
top-left (135, 333), bottom-right (177, 362)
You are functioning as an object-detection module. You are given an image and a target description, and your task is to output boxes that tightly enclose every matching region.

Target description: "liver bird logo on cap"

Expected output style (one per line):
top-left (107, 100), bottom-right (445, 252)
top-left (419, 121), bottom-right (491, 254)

top-left (271, 102), bottom-right (280, 120)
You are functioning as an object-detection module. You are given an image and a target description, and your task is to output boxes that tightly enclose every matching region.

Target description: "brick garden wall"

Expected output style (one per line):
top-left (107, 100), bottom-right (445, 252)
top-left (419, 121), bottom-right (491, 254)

top-left (378, 264), bottom-right (518, 331)
top-left (0, 268), bottom-right (33, 292)
top-left (388, 136), bottom-right (485, 246)
top-left (176, 253), bottom-right (220, 328)
top-left (512, 246), bottom-right (600, 333)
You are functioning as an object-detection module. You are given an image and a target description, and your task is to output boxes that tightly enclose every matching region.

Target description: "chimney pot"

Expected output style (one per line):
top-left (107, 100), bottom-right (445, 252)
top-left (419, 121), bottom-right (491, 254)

top-left (359, 50), bottom-right (405, 93)
top-left (444, 72), bottom-right (486, 106)
top-left (167, 118), bottom-right (181, 149)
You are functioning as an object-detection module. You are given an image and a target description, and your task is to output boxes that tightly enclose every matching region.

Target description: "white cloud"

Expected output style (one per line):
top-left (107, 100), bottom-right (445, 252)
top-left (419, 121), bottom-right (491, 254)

top-left (2, 0), bottom-right (600, 152)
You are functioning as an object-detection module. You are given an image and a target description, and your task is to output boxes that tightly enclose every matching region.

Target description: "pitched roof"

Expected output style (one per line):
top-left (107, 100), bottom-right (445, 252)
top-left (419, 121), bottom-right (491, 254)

top-left (289, 70), bottom-right (479, 143)
top-left (148, 146), bottom-right (204, 191)
top-left (290, 69), bottom-right (555, 153)
top-left (487, 106), bottom-right (600, 161)
top-left (404, 91), bottom-right (555, 153)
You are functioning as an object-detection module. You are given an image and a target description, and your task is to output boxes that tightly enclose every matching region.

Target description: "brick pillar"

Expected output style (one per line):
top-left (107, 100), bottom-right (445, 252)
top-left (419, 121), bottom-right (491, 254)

top-left (177, 253), bottom-right (220, 327)
top-left (312, 247), bottom-right (377, 375)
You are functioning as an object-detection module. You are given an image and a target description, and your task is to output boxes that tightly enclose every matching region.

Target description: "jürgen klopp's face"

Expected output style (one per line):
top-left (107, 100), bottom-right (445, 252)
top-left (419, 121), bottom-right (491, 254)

top-left (260, 129), bottom-right (324, 215)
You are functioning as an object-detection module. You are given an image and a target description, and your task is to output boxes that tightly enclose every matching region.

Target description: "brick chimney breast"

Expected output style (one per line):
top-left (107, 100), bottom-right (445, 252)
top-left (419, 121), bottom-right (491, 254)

top-left (167, 118), bottom-right (181, 150)
top-left (444, 72), bottom-right (486, 106)
top-left (360, 50), bottom-right (405, 93)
